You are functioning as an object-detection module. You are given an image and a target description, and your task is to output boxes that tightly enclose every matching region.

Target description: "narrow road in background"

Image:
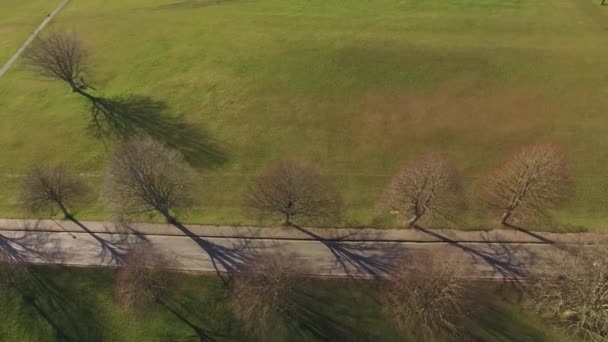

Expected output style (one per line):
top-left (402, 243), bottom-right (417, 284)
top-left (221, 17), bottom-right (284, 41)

top-left (0, 0), bottom-right (69, 79)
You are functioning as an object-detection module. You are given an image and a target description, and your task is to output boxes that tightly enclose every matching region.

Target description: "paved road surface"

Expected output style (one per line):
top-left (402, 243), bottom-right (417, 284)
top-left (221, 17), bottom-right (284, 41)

top-left (0, 0), bottom-right (70, 79)
top-left (0, 220), bottom-right (572, 280)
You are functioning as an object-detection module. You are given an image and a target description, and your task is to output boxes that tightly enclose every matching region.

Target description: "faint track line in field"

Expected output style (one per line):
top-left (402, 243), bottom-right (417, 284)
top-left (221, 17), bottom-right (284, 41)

top-left (0, 0), bottom-right (70, 79)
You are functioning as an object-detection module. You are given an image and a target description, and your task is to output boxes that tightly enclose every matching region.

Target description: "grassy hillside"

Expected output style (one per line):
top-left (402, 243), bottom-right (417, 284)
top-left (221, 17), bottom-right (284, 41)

top-left (1, 0), bottom-right (607, 230)
top-left (0, 266), bottom-right (569, 341)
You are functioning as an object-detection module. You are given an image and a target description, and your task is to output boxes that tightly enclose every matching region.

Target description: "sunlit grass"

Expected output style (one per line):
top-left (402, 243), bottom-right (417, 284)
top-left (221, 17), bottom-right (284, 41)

top-left (0, 0), bottom-right (607, 230)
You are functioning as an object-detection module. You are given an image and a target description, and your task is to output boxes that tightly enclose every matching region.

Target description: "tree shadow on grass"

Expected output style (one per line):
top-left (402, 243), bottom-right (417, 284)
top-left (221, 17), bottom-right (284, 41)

top-left (286, 290), bottom-right (359, 341)
top-left (158, 298), bottom-right (216, 341)
top-left (292, 225), bottom-right (403, 279)
top-left (466, 291), bottom-right (560, 342)
top-left (87, 94), bottom-right (228, 167)
top-left (281, 279), bottom-right (400, 341)
top-left (157, 276), bottom-right (237, 341)
top-left (0, 231), bottom-right (102, 341)
top-left (20, 267), bottom-right (107, 341)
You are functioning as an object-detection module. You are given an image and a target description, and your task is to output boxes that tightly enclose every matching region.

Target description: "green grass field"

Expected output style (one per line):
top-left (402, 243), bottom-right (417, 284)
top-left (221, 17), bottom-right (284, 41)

top-left (0, 266), bottom-right (569, 341)
top-left (1, 0), bottom-right (608, 230)
top-left (0, 0), bottom-right (57, 63)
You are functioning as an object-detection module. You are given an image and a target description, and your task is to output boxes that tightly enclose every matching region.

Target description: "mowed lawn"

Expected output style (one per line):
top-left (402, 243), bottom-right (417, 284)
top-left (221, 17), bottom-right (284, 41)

top-left (0, 0), bottom-right (59, 64)
top-left (0, 0), bottom-right (607, 230)
top-left (0, 266), bottom-right (570, 341)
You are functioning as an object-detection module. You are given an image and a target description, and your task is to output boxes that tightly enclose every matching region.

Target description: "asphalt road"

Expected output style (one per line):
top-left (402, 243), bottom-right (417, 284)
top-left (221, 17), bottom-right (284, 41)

top-left (0, 226), bottom-right (564, 280)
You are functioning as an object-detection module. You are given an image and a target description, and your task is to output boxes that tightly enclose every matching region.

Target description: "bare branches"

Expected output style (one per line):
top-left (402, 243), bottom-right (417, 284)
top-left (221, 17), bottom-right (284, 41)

top-left (381, 252), bottom-right (473, 339)
top-left (104, 139), bottom-right (194, 223)
top-left (23, 31), bottom-right (90, 93)
top-left (114, 245), bottom-right (173, 316)
top-left (382, 153), bottom-right (464, 227)
top-left (245, 159), bottom-right (341, 226)
top-left (19, 165), bottom-right (87, 218)
top-left (480, 144), bottom-right (572, 225)
top-left (527, 244), bottom-right (608, 341)
top-left (231, 253), bottom-right (307, 337)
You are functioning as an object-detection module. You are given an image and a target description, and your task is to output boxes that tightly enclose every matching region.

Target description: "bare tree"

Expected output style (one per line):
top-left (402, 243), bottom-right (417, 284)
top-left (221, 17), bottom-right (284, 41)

top-left (23, 31), bottom-right (91, 95)
top-left (245, 159), bottom-right (341, 226)
top-left (231, 253), bottom-right (306, 337)
top-left (381, 252), bottom-right (473, 339)
top-left (19, 165), bottom-right (87, 219)
top-left (114, 245), bottom-right (173, 316)
top-left (480, 144), bottom-right (572, 225)
top-left (381, 153), bottom-right (464, 228)
top-left (104, 139), bottom-right (194, 223)
top-left (528, 244), bottom-right (608, 341)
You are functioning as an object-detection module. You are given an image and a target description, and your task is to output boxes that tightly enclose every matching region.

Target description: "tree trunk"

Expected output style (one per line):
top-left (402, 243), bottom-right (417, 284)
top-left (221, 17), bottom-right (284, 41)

top-left (284, 213), bottom-right (292, 226)
top-left (407, 214), bottom-right (421, 228)
top-left (74, 87), bottom-right (95, 100)
top-left (56, 201), bottom-right (72, 220)
top-left (500, 211), bottom-right (512, 225)
top-left (67, 79), bottom-right (82, 93)
top-left (160, 210), bottom-right (177, 224)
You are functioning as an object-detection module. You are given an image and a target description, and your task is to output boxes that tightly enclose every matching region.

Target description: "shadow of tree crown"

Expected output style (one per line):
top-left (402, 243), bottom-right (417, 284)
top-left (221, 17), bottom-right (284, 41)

top-left (88, 94), bottom-right (228, 168)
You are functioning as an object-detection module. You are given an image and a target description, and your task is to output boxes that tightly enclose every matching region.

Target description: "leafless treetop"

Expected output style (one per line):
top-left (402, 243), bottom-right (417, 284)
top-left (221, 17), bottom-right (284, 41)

top-left (382, 153), bottom-right (464, 227)
top-left (104, 139), bottom-right (194, 222)
top-left (114, 244), bottom-right (173, 316)
top-left (528, 244), bottom-right (608, 341)
top-left (23, 31), bottom-right (89, 93)
top-left (381, 251), bottom-right (473, 339)
top-left (245, 159), bottom-right (341, 226)
top-left (231, 253), bottom-right (307, 337)
top-left (19, 165), bottom-right (87, 218)
top-left (480, 144), bottom-right (572, 225)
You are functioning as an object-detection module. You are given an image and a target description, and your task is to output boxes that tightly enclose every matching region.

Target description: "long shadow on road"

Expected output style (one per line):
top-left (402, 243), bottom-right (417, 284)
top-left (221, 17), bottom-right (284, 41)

top-left (293, 225), bottom-right (403, 279)
top-left (504, 222), bottom-right (556, 245)
top-left (415, 226), bottom-right (533, 282)
top-left (0, 230), bottom-right (63, 264)
top-left (171, 221), bottom-right (253, 285)
top-left (56, 218), bottom-right (147, 265)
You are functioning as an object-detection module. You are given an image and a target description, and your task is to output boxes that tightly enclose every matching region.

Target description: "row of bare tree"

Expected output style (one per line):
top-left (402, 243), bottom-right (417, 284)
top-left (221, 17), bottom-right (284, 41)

top-left (249, 143), bottom-right (572, 228)
top-left (19, 141), bottom-right (573, 230)
top-left (21, 31), bottom-right (573, 229)
top-left (383, 143), bottom-right (572, 228)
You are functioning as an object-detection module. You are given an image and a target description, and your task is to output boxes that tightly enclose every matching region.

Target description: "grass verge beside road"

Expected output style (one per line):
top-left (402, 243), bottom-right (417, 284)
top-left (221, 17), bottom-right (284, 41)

top-left (0, 265), bottom-right (570, 341)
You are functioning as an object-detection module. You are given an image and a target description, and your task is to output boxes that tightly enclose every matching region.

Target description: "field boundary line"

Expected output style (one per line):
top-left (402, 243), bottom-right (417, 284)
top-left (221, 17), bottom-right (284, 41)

top-left (0, 0), bottom-right (70, 79)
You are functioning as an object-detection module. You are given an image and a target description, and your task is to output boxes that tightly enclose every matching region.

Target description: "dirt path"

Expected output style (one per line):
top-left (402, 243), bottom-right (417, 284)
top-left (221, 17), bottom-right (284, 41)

top-left (0, 0), bottom-right (69, 79)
